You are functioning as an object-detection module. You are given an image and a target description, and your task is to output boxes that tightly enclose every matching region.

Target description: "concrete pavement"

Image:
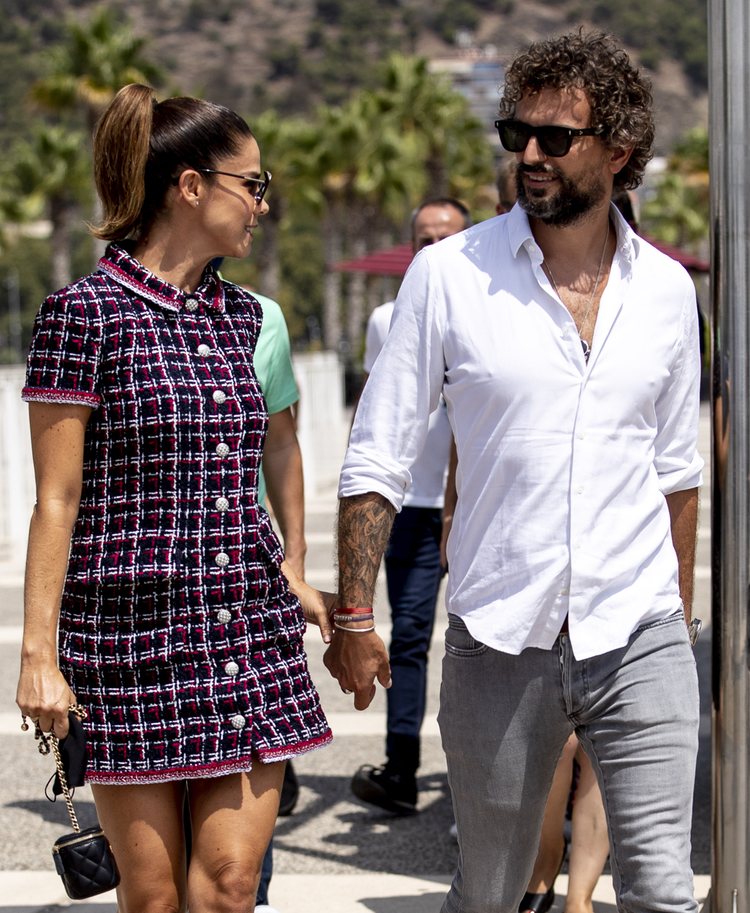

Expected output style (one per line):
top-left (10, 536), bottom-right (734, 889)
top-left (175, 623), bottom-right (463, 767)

top-left (0, 405), bottom-right (714, 911)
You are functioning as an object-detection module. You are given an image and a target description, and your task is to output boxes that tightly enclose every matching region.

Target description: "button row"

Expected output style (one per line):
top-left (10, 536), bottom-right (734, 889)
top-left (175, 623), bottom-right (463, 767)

top-left (188, 304), bottom-right (243, 734)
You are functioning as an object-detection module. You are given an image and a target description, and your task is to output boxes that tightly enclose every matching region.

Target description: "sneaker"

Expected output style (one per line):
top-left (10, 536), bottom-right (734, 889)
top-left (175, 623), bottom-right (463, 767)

top-left (350, 764), bottom-right (418, 816)
top-left (278, 761), bottom-right (299, 817)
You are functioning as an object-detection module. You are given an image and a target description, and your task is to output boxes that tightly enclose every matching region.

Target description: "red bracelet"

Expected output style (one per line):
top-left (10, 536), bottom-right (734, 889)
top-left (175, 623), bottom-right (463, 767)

top-left (338, 606), bottom-right (374, 615)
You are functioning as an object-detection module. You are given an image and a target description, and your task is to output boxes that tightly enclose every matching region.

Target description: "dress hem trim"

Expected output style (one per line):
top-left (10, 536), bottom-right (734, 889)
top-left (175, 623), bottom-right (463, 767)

top-left (85, 729), bottom-right (333, 785)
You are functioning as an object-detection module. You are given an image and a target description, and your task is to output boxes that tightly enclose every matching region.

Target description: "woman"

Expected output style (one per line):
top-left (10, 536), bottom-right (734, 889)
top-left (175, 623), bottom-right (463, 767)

top-left (16, 84), bottom-right (333, 913)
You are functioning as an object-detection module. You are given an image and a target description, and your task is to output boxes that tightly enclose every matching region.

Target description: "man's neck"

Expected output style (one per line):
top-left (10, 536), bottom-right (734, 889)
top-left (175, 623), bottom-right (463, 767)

top-left (529, 200), bottom-right (613, 275)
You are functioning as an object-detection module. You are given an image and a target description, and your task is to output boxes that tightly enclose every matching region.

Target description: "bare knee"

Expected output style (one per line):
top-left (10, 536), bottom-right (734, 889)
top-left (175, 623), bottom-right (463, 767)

top-left (190, 858), bottom-right (258, 912)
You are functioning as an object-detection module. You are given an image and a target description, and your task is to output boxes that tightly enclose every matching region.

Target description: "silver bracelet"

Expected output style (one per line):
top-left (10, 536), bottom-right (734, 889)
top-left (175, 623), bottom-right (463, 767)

top-left (334, 622), bottom-right (376, 634)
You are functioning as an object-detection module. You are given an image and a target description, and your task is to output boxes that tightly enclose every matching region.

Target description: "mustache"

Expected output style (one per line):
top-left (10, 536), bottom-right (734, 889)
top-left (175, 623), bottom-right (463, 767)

top-left (517, 162), bottom-right (560, 177)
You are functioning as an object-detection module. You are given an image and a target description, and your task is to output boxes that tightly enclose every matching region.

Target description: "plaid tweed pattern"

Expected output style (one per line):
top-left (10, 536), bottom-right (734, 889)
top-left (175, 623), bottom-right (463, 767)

top-left (23, 244), bottom-right (331, 782)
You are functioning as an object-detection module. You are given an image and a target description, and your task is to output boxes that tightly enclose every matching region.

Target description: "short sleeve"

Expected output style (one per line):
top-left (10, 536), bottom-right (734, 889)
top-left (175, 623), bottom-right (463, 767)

top-left (253, 295), bottom-right (299, 415)
top-left (22, 289), bottom-right (102, 408)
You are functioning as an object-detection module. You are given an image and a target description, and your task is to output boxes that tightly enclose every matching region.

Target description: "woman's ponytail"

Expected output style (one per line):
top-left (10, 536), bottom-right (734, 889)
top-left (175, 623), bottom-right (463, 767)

top-left (91, 84), bottom-right (155, 240)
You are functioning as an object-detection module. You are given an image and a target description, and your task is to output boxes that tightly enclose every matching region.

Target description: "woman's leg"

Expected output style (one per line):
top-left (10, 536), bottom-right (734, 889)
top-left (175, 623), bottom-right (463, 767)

top-left (91, 780), bottom-right (188, 913)
top-left (519, 734), bottom-right (577, 912)
top-left (187, 760), bottom-right (286, 913)
top-left (565, 747), bottom-right (610, 913)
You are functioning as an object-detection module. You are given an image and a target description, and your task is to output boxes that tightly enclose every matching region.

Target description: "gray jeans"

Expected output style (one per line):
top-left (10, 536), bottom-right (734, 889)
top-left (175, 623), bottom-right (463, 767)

top-left (438, 612), bottom-right (699, 913)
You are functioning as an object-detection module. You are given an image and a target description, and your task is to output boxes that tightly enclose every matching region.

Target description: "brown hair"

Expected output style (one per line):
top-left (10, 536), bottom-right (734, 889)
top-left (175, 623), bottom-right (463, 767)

top-left (499, 31), bottom-right (654, 191)
top-left (92, 84), bottom-right (254, 240)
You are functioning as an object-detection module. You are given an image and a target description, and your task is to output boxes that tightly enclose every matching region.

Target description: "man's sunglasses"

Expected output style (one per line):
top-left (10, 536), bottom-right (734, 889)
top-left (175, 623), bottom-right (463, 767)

top-left (494, 119), bottom-right (603, 158)
top-left (198, 168), bottom-right (272, 204)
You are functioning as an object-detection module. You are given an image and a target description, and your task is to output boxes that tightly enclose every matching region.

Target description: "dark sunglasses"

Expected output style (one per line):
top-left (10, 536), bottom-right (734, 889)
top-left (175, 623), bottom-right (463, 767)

top-left (495, 119), bottom-right (603, 158)
top-left (197, 168), bottom-right (272, 204)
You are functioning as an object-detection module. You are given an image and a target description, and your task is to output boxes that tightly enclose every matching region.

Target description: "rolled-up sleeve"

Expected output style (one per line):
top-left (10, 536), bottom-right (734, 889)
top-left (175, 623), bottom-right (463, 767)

top-left (653, 278), bottom-right (704, 494)
top-left (338, 255), bottom-right (446, 509)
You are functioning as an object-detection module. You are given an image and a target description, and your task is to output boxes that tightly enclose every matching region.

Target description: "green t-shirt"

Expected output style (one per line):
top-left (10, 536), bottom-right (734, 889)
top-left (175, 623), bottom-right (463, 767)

top-left (252, 292), bottom-right (300, 505)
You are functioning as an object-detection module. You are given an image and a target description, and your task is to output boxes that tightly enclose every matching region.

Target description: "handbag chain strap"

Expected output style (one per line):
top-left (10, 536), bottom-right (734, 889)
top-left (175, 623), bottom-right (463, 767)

top-left (21, 704), bottom-right (87, 834)
top-left (51, 736), bottom-right (80, 833)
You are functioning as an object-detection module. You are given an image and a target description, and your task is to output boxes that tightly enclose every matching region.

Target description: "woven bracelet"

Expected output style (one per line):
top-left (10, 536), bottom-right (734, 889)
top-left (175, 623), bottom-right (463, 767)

top-left (337, 606), bottom-right (373, 615)
top-left (333, 612), bottom-right (374, 623)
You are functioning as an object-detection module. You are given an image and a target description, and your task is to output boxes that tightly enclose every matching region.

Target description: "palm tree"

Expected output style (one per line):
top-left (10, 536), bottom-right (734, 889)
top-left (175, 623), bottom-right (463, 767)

top-left (642, 128), bottom-right (709, 252)
top-left (31, 7), bottom-right (162, 259)
top-left (6, 124), bottom-right (90, 288)
top-left (32, 7), bottom-right (161, 133)
top-left (373, 54), bottom-right (494, 202)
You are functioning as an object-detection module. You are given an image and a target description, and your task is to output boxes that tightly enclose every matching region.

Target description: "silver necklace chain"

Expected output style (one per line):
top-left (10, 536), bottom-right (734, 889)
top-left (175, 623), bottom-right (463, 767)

top-left (543, 223), bottom-right (610, 362)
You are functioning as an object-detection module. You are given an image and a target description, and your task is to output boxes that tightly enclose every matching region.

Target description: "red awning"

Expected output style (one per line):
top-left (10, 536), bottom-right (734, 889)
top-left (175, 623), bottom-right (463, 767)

top-left (333, 237), bottom-right (708, 276)
top-left (333, 243), bottom-right (413, 276)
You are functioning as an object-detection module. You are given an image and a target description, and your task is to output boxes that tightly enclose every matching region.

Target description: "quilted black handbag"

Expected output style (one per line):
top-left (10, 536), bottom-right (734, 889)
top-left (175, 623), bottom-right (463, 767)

top-left (23, 706), bottom-right (121, 900)
top-left (52, 824), bottom-right (120, 899)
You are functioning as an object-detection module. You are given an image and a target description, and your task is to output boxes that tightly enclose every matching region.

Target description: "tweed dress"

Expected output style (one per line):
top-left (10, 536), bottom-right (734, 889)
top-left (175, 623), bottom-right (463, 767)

top-left (22, 244), bottom-right (332, 784)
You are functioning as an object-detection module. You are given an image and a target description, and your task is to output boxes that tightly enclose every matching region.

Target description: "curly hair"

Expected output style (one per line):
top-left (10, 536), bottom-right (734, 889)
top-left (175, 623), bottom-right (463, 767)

top-left (499, 31), bottom-right (654, 190)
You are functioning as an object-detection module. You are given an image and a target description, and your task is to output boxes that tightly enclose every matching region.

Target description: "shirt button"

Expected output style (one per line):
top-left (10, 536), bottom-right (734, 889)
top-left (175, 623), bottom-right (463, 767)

top-left (224, 661), bottom-right (239, 676)
top-left (213, 390), bottom-right (227, 405)
top-left (215, 442), bottom-right (230, 458)
top-left (215, 551), bottom-right (230, 567)
top-left (230, 714), bottom-right (246, 730)
top-left (216, 608), bottom-right (232, 624)
top-left (575, 487), bottom-right (584, 495)
top-left (215, 496), bottom-right (230, 512)
top-left (185, 298), bottom-right (199, 312)
top-left (197, 344), bottom-right (212, 356)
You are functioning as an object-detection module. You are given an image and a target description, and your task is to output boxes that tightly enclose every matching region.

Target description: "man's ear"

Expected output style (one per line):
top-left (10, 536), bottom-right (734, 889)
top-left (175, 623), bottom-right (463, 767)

top-left (609, 145), bottom-right (634, 176)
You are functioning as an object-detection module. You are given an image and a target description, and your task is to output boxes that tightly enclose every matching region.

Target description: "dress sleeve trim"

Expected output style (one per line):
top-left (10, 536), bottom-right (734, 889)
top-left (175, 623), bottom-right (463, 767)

top-left (22, 386), bottom-right (101, 408)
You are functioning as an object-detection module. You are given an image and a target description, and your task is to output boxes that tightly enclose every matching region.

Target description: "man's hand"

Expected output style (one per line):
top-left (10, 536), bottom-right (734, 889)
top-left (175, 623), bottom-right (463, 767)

top-left (323, 630), bottom-right (391, 710)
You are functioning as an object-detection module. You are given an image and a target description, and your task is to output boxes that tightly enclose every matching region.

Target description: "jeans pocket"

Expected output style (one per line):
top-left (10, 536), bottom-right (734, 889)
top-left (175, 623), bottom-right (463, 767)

top-left (445, 614), bottom-right (488, 657)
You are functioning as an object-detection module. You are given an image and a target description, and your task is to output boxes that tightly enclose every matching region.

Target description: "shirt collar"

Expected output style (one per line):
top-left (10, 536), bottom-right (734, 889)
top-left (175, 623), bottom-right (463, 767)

top-left (506, 199), bottom-right (640, 277)
top-left (98, 243), bottom-right (226, 314)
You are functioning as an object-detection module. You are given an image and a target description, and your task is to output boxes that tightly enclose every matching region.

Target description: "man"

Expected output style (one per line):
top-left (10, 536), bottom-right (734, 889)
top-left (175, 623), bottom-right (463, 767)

top-left (327, 31), bottom-right (702, 913)
top-left (350, 198), bottom-right (471, 816)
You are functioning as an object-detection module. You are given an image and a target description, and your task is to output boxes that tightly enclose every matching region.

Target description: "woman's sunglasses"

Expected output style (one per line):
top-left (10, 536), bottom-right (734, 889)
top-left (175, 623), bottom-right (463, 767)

top-left (495, 119), bottom-right (603, 158)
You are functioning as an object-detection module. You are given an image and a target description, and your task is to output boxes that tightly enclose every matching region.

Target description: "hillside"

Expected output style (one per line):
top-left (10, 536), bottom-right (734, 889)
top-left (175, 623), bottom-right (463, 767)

top-left (0, 0), bottom-right (708, 154)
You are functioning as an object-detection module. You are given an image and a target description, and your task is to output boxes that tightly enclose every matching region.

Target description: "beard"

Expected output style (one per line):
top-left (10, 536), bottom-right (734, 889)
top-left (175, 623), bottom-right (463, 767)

top-left (516, 164), bottom-right (608, 227)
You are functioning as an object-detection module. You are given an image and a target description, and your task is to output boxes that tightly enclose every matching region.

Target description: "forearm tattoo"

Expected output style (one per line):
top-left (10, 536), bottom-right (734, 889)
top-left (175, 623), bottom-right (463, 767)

top-left (337, 493), bottom-right (396, 605)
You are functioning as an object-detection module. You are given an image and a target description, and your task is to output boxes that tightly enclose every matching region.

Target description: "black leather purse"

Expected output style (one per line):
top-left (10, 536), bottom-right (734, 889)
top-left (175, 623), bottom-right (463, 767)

top-left (23, 707), bottom-right (121, 900)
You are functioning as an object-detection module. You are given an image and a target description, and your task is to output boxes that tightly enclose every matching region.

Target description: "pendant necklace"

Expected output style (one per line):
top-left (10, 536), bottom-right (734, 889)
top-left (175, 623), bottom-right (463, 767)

top-left (543, 223), bottom-right (610, 363)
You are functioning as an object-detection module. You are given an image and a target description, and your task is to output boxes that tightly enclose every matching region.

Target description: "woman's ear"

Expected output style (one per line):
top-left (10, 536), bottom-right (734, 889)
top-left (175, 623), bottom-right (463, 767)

top-left (175, 169), bottom-right (203, 208)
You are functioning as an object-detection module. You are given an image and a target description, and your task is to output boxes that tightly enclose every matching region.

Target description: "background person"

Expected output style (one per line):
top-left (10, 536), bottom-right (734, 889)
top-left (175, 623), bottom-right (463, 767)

top-left (16, 83), bottom-right (333, 913)
top-left (349, 198), bottom-right (470, 817)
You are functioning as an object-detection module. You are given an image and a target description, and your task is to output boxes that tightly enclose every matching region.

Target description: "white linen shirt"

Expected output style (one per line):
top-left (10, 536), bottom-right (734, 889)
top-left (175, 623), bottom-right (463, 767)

top-left (364, 301), bottom-right (452, 509)
top-left (339, 204), bottom-right (704, 660)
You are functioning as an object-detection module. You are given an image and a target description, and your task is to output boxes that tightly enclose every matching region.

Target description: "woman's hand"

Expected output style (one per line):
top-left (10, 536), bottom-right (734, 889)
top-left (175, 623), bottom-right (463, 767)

top-left (17, 659), bottom-right (76, 739)
top-left (282, 559), bottom-right (337, 643)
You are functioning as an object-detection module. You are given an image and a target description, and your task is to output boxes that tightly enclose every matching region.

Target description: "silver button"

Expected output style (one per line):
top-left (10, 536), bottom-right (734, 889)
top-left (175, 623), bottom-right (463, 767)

top-left (230, 714), bottom-right (246, 730)
top-left (215, 497), bottom-right (230, 512)
top-left (185, 298), bottom-right (199, 312)
top-left (197, 344), bottom-right (212, 356)
top-left (215, 551), bottom-right (230, 567)
top-left (212, 390), bottom-right (227, 405)
top-left (215, 442), bottom-right (230, 458)
top-left (216, 608), bottom-right (232, 624)
top-left (224, 661), bottom-right (239, 676)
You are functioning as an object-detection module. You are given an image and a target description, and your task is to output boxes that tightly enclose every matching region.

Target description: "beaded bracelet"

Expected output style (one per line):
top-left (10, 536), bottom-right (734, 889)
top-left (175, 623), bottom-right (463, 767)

top-left (334, 622), bottom-right (376, 634)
